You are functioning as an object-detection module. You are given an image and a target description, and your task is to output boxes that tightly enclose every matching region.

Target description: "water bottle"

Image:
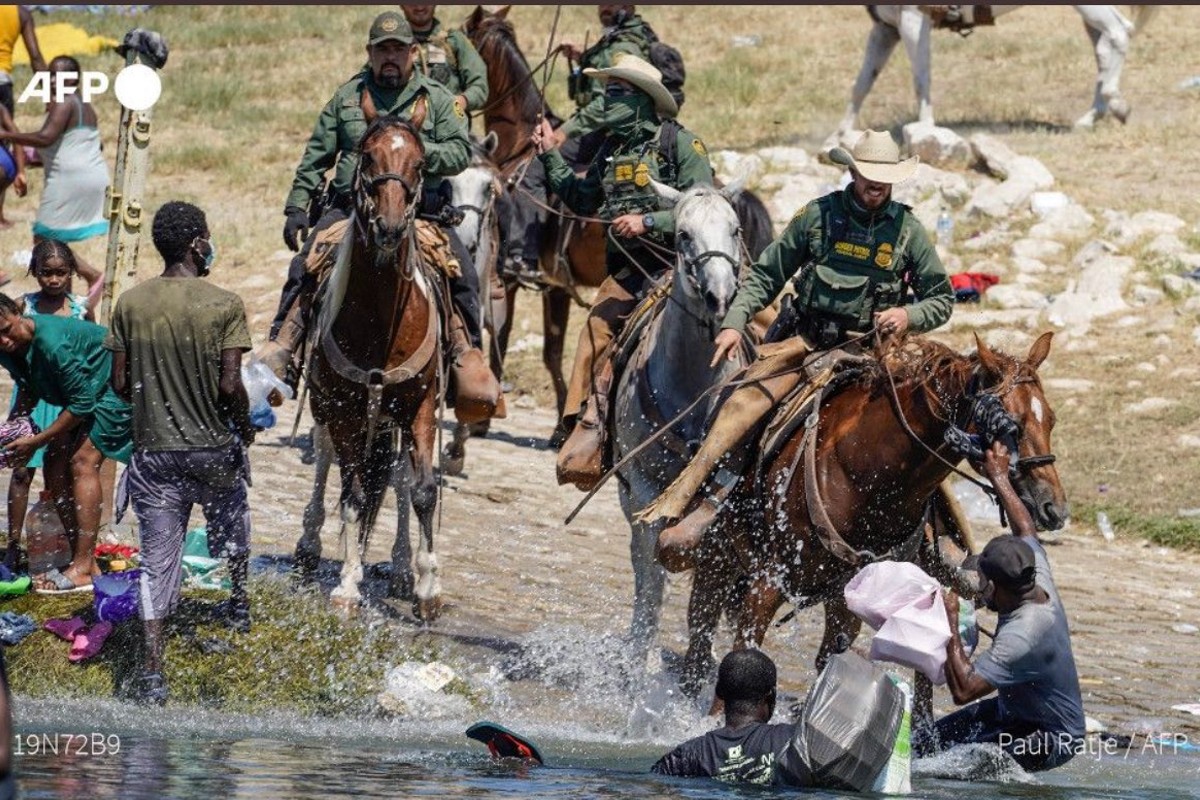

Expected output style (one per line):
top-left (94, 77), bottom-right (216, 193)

top-left (936, 208), bottom-right (954, 249)
top-left (1097, 511), bottom-right (1115, 542)
top-left (25, 490), bottom-right (71, 574)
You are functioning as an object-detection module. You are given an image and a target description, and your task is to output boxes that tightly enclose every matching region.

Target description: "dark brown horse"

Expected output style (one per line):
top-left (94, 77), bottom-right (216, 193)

top-left (294, 111), bottom-right (445, 621)
top-left (462, 5), bottom-right (775, 442)
top-left (680, 332), bottom-right (1067, 695)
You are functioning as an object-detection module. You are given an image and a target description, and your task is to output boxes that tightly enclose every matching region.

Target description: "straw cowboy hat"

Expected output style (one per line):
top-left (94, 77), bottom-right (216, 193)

top-left (829, 129), bottom-right (919, 184)
top-left (583, 53), bottom-right (678, 118)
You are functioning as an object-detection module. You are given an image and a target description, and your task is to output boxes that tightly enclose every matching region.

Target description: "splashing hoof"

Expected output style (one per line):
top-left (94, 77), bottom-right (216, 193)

top-left (441, 445), bottom-right (466, 477)
top-left (1109, 98), bottom-right (1131, 124)
top-left (331, 593), bottom-right (361, 619)
top-left (414, 595), bottom-right (443, 624)
top-left (292, 546), bottom-right (320, 581)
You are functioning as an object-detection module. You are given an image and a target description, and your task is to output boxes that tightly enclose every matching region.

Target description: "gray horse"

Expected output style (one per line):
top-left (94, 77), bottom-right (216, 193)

top-left (611, 182), bottom-right (749, 682)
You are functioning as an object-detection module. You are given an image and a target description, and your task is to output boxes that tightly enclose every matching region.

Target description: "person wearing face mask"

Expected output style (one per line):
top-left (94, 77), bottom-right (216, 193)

top-left (532, 53), bottom-right (713, 490)
top-left (915, 441), bottom-right (1085, 772)
top-left (106, 201), bottom-right (256, 706)
top-left (646, 129), bottom-right (954, 570)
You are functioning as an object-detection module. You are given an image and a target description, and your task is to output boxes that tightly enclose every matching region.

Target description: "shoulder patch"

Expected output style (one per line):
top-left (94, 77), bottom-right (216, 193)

top-left (691, 138), bottom-right (707, 157)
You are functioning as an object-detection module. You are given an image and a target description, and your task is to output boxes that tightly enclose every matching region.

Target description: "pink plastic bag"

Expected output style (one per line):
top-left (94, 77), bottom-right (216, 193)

top-left (844, 560), bottom-right (940, 631)
top-left (869, 588), bottom-right (952, 684)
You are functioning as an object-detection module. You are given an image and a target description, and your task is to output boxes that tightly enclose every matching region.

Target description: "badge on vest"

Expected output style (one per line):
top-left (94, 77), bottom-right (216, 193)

top-left (614, 163), bottom-right (635, 183)
top-left (875, 242), bottom-right (894, 269)
top-left (691, 138), bottom-right (707, 157)
top-left (426, 45), bottom-right (448, 65)
top-left (834, 241), bottom-right (871, 260)
top-left (634, 163), bottom-right (651, 187)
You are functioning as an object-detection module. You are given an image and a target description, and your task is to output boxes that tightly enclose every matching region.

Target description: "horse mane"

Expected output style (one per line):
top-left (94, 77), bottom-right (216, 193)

top-left (357, 115), bottom-right (426, 156)
top-left (860, 335), bottom-right (1031, 397)
top-left (468, 13), bottom-right (555, 123)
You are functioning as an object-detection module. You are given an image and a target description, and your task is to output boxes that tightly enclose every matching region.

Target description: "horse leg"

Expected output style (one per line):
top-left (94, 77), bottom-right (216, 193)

top-left (838, 12), bottom-right (902, 134)
top-left (898, 5), bottom-right (934, 125)
top-left (816, 596), bottom-right (864, 672)
top-left (389, 431), bottom-right (415, 600)
top-left (442, 423), bottom-right (470, 477)
top-left (736, 573), bottom-right (786, 651)
top-left (628, 518), bottom-right (667, 674)
top-left (409, 392), bottom-right (443, 623)
top-left (543, 287), bottom-right (571, 447)
top-left (680, 550), bottom-right (732, 698)
top-left (1075, 5), bottom-right (1132, 128)
top-left (295, 421), bottom-right (334, 578)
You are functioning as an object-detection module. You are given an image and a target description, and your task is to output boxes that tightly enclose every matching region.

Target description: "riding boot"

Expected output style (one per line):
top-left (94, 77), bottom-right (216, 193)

top-left (555, 354), bottom-right (614, 491)
top-left (448, 310), bottom-right (502, 425)
top-left (655, 498), bottom-right (719, 573)
top-left (257, 295), bottom-right (309, 394)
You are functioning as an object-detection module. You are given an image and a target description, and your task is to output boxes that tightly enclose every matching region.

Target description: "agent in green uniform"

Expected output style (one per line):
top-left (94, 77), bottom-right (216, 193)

top-left (402, 5), bottom-right (489, 116)
top-left (532, 54), bottom-right (713, 490)
top-left (649, 130), bottom-right (955, 570)
top-left (0, 300), bottom-right (132, 593)
top-left (265, 12), bottom-right (488, 396)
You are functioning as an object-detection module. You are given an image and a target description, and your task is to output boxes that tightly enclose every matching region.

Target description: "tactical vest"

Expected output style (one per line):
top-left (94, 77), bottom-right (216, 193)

top-left (417, 31), bottom-right (459, 94)
top-left (792, 193), bottom-right (913, 332)
top-left (598, 122), bottom-right (681, 247)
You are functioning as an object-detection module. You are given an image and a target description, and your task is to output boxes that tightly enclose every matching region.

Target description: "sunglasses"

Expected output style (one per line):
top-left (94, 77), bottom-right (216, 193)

top-left (604, 82), bottom-right (638, 98)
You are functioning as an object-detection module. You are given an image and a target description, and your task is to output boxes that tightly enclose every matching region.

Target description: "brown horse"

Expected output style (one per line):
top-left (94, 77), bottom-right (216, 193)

top-left (294, 112), bottom-right (445, 621)
top-left (462, 5), bottom-right (775, 443)
top-left (679, 332), bottom-right (1067, 695)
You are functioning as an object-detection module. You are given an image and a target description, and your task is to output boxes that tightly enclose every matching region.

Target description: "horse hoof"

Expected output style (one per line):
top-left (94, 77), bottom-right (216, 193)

top-left (331, 593), bottom-right (361, 618)
top-left (414, 595), bottom-right (443, 624)
top-left (292, 547), bottom-right (320, 581)
top-left (468, 420), bottom-right (490, 438)
top-left (441, 447), bottom-right (465, 477)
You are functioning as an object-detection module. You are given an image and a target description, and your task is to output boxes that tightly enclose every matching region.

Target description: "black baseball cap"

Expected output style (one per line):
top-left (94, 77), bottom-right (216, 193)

top-left (964, 535), bottom-right (1037, 593)
top-left (368, 12), bottom-right (414, 46)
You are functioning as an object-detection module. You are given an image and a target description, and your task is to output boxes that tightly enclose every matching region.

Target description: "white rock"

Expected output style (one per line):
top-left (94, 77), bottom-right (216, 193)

top-left (1012, 239), bottom-right (1065, 262)
top-left (1178, 434), bottom-right (1200, 449)
top-left (1106, 210), bottom-right (1188, 247)
top-left (758, 146), bottom-right (812, 171)
top-left (1116, 315), bottom-right (1143, 328)
top-left (969, 133), bottom-right (1021, 178)
top-left (1174, 253), bottom-right (1200, 270)
top-left (1007, 156), bottom-right (1055, 191)
top-left (766, 176), bottom-right (828, 224)
top-left (945, 308), bottom-right (1043, 330)
top-left (1029, 203), bottom-right (1095, 240)
top-left (903, 122), bottom-right (973, 170)
top-left (1124, 397), bottom-right (1175, 414)
top-left (895, 163), bottom-right (972, 208)
top-left (1043, 377), bottom-right (1095, 392)
top-left (1131, 285), bottom-right (1166, 306)
top-left (1135, 362), bottom-right (1157, 373)
top-left (984, 329), bottom-right (1033, 352)
top-left (960, 226), bottom-right (1012, 252)
top-left (966, 178), bottom-right (1037, 219)
top-left (1185, 296), bottom-right (1200, 313)
top-left (1163, 275), bottom-right (1195, 297)
top-left (1153, 334), bottom-right (1174, 348)
top-left (1194, 325), bottom-right (1200, 345)
top-left (1044, 244), bottom-right (1135, 335)
top-left (986, 285), bottom-right (1049, 310)
top-left (1011, 255), bottom-right (1048, 275)
top-left (1148, 233), bottom-right (1188, 257)
top-left (712, 150), bottom-right (765, 184)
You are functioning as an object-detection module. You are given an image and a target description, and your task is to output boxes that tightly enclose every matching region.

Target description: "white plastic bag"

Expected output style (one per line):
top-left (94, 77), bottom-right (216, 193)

top-left (844, 560), bottom-right (940, 631)
top-left (872, 674), bottom-right (913, 795)
top-left (869, 588), bottom-right (952, 685)
top-left (241, 357), bottom-right (294, 429)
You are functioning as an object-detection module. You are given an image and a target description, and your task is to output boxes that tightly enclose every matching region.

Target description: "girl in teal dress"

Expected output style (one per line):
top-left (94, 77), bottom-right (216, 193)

top-left (3, 241), bottom-right (102, 576)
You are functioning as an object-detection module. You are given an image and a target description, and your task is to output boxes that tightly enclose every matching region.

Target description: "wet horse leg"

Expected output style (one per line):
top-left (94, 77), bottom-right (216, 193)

top-left (328, 429), bottom-right (368, 613)
top-left (816, 596), bottom-right (863, 671)
top-left (295, 421), bottom-right (335, 578)
top-left (838, 8), bottom-right (902, 134)
top-left (628, 518), bottom-right (667, 673)
top-left (680, 547), bottom-right (735, 698)
top-left (409, 389), bottom-right (443, 623)
top-left (1075, 5), bottom-right (1133, 127)
top-left (442, 423), bottom-right (470, 478)
top-left (897, 5), bottom-right (934, 124)
top-left (389, 429), bottom-right (415, 600)
top-left (543, 287), bottom-right (571, 447)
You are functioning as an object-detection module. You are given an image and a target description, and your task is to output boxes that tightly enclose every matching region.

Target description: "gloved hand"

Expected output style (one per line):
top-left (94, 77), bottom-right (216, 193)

top-left (283, 207), bottom-right (310, 252)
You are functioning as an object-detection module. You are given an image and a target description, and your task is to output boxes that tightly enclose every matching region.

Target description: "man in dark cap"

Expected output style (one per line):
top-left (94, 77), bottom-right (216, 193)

top-left (919, 442), bottom-right (1085, 772)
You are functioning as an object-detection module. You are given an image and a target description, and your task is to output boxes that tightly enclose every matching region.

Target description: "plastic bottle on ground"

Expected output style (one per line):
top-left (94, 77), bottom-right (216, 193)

top-left (936, 208), bottom-right (954, 249)
top-left (25, 490), bottom-right (72, 574)
top-left (1097, 511), bottom-right (1115, 542)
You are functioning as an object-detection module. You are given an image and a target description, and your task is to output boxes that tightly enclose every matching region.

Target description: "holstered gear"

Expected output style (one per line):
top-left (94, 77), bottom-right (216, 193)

top-left (555, 353), bottom-right (614, 491)
top-left (447, 310), bottom-right (502, 425)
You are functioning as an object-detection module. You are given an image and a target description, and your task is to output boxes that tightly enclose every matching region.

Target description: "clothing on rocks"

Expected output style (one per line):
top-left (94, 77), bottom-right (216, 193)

top-left (0, 314), bottom-right (131, 463)
top-left (32, 94), bottom-right (109, 242)
top-left (105, 277), bottom-right (252, 452)
top-left (6, 290), bottom-right (89, 469)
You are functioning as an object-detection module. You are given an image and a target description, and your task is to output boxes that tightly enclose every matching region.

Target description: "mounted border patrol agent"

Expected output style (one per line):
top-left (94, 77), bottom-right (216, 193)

top-left (262, 11), bottom-right (496, 410)
top-left (402, 5), bottom-right (489, 117)
top-left (646, 130), bottom-right (955, 570)
top-left (532, 53), bottom-right (714, 491)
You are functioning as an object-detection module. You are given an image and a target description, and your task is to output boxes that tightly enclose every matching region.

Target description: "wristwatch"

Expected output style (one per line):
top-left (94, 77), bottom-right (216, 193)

top-left (642, 213), bottom-right (656, 230)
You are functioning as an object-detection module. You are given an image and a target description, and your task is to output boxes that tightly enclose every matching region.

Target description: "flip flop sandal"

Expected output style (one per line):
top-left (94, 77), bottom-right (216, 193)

top-left (466, 721), bottom-right (544, 765)
top-left (69, 621), bottom-right (113, 663)
top-left (33, 568), bottom-right (95, 595)
top-left (44, 616), bottom-right (88, 642)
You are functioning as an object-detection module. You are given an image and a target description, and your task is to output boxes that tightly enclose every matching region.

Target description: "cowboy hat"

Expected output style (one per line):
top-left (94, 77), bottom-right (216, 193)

top-left (583, 53), bottom-right (678, 118)
top-left (829, 129), bottom-right (919, 184)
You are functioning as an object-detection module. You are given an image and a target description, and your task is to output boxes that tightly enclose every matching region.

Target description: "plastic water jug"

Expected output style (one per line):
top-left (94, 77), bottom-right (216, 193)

top-left (25, 490), bottom-right (72, 574)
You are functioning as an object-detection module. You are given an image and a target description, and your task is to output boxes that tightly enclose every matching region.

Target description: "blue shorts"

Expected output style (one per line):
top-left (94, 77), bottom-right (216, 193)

top-left (0, 147), bottom-right (15, 183)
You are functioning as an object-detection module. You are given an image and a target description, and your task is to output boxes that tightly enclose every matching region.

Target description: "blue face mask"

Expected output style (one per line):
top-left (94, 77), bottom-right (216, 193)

top-left (196, 238), bottom-right (216, 272)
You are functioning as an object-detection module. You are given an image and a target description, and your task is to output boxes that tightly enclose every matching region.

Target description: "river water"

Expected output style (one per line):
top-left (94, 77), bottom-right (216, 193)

top-left (13, 696), bottom-right (1200, 799)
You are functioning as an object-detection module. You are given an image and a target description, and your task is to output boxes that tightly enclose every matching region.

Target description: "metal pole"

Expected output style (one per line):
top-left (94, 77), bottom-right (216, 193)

top-left (98, 36), bottom-right (161, 326)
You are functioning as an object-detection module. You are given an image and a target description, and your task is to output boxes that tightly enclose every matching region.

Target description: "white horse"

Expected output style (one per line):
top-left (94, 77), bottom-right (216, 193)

top-left (837, 5), bottom-right (1159, 134)
top-left (443, 133), bottom-right (506, 476)
top-left (610, 182), bottom-right (747, 684)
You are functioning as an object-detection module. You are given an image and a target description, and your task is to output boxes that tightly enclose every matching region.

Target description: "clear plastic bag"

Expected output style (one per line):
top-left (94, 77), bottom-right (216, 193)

top-left (241, 356), bottom-right (293, 429)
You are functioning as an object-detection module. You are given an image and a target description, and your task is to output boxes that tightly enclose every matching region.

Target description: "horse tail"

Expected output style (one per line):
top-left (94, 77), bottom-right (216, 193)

top-left (1128, 4), bottom-right (1158, 35)
top-left (733, 188), bottom-right (775, 262)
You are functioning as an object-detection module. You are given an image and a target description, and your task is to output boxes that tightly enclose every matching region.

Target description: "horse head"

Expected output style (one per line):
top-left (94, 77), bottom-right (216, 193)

top-left (354, 114), bottom-right (426, 260)
top-left (651, 181), bottom-right (742, 324)
top-left (448, 133), bottom-right (501, 254)
top-left (972, 332), bottom-right (1069, 530)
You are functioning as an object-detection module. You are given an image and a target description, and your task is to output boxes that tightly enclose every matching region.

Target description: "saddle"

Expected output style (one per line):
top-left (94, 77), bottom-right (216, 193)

top-left (305, 219), bottom-right (461, 280)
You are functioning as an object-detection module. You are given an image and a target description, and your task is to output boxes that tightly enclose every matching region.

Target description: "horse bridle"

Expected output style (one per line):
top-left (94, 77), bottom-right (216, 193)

top-left (959, 370), bottom-right (1059, 473)
top-left (352, 155), bottom-right (425, 254)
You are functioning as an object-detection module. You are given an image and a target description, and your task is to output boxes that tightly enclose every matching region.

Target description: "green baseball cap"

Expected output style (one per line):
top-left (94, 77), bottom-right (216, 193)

top-left (368, 11), bottom-right (414, 46)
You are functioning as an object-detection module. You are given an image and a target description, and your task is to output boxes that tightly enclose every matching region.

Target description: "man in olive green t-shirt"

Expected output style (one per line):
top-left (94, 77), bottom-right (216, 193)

top-left (105, 201), bottom-right (255, 707)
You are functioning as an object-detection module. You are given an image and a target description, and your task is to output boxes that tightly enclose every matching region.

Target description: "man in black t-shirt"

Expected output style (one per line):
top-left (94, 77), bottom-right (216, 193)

top-left (652, 650), bottom-right (807, 785)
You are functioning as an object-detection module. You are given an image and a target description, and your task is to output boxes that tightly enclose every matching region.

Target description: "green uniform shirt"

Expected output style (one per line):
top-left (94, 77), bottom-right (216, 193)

top-left (723, 188), bottom-right (954, 335)
top-left (561, 14), bottom-right (656, 140)
top-left (285, 71), bottom-right (470, 213)
top-left (540, 119), bottom-right (713, 255)
top-left (412, 19), bottom-right (489, 113)
top-left (0, 315), bottom-right (132, 463)
top-left (105, 277), bottom-right (252, 452)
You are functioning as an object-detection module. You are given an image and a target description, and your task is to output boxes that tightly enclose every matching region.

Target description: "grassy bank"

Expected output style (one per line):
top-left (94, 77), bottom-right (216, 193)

top-left (1074, 502), bottom-right (1200, 552)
